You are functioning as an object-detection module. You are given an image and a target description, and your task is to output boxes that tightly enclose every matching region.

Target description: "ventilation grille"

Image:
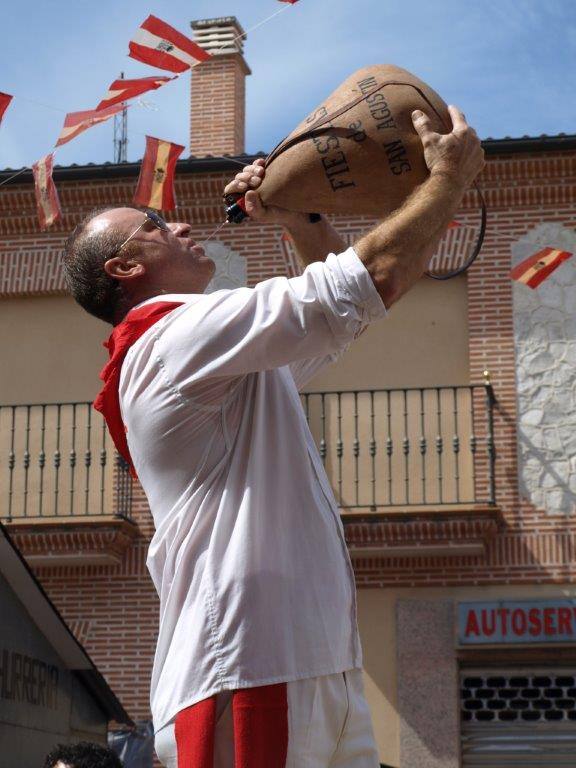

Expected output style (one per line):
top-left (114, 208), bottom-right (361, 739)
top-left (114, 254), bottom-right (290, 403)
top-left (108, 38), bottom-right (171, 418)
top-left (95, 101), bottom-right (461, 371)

top-left (191, 17), bottom-right (245, 54)
top-left (461, 672), bottom-right (576, 724)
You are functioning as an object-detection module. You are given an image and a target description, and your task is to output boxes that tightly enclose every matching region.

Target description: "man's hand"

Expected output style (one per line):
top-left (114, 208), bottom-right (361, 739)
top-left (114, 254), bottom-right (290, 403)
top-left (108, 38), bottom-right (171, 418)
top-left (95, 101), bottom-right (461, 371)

top-left (356, 106), bottom-right (485, 308)
top-left (223, 157), bottom-right (346, 266)
top-left (412, 105), bottom-right (485, 190)
top-left (223, 158), bottom-right (306, 227)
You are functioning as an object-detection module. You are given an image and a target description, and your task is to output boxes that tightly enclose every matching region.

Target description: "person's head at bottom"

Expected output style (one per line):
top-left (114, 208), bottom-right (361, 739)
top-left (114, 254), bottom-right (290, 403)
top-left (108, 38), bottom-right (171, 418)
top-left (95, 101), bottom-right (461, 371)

top-left (62, 205), bottom-right (216, 326)
top-left (43, 740), bottom-right (123, 768)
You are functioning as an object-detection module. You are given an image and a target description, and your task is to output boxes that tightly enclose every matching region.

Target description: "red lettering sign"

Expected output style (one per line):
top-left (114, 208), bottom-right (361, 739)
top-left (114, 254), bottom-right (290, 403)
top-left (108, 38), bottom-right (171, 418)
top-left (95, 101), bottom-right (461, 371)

top-left (465, 609), bottom-right (480, 637)
top-left (543, 607), bottom-right (557, 635)
top-left (511, 609), bottom-right (527, 636)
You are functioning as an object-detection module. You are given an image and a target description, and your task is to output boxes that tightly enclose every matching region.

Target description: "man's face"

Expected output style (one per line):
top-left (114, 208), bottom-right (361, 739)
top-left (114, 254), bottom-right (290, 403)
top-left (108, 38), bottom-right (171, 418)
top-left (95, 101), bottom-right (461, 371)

top-left (88, 207), bottom-right (216, 294)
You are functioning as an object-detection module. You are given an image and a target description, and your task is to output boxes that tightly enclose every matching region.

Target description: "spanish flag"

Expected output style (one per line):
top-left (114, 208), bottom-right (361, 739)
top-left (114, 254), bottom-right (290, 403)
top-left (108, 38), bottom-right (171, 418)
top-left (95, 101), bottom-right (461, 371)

top-left (32, 153), bottom-right (62, 230)
top-left (510, 246), bottom-right (573, 289)
top-left (133, 136), bottom-right (184, 211)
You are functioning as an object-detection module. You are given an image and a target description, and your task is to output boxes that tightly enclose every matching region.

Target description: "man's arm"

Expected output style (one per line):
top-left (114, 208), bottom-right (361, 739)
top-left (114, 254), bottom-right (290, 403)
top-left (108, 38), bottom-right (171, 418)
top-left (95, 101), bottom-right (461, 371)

top-left (355, 105), bottom-right (485, 308)
top-left (223, 158), bottom-right (346, 265)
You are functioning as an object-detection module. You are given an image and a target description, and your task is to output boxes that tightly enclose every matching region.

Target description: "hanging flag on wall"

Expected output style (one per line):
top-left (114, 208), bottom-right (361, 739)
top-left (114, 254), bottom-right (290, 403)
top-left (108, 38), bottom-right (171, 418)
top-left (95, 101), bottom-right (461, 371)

top-left (96, 76), bottom-right (174, 111)
top-left (55, 104), bottom-right (125, 147)
top-left (129, 15), bottom-right (211, 73)
top-left (510, 246), bottom-right (574, 289)
top-left (133, 136), bottom-right (185, 210)
top-left (32, 153), bottom-right (62, 229)
top-left (0, 92), bottom-right (13, 125)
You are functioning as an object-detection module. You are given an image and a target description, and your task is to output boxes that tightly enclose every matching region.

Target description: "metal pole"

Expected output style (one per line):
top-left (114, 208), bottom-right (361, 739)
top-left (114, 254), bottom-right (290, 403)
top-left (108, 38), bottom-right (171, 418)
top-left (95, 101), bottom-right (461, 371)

top-left (483, 369), bottom-right (497, 505)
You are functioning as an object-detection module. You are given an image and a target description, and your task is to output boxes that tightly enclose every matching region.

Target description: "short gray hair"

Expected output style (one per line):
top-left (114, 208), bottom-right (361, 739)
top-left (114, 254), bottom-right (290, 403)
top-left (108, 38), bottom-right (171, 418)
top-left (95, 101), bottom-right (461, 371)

top-left (62, 206), bottom-right (139, 325)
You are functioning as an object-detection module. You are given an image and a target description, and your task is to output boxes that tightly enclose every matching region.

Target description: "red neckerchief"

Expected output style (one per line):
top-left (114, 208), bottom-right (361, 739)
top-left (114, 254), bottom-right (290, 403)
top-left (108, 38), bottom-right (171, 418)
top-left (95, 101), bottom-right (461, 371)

top-left (94, 301), bottom-right (183, 478)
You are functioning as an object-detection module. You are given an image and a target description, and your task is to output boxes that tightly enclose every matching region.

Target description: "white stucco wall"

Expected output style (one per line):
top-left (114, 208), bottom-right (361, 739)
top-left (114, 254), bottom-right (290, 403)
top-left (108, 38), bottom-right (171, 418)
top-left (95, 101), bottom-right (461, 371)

top-left (512, 223), bottom-right (576, 515)
top-left (204, 241), bottom-right (247, 292)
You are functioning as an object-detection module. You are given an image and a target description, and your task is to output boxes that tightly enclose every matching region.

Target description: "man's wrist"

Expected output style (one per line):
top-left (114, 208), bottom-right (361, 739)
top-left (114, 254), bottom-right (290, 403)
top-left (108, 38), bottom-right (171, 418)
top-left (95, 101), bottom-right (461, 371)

top-left (282, 210), bottom-right (323, 231)
top-left (429, 168), bottom-right (467, 193)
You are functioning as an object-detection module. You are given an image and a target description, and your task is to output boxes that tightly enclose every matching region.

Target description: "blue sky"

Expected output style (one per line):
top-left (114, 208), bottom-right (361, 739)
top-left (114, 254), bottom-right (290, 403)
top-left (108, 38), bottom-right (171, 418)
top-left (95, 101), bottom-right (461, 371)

top-left (0, 0), bottom-right (574, 172)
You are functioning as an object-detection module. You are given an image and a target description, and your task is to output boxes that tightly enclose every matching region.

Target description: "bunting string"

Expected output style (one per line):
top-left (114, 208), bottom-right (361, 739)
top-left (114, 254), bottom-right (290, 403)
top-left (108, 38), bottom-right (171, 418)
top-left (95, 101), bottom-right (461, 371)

top-left (0, 0), bottom-right (298, 225)
top-left (0, 0), bottom-right (297, 186)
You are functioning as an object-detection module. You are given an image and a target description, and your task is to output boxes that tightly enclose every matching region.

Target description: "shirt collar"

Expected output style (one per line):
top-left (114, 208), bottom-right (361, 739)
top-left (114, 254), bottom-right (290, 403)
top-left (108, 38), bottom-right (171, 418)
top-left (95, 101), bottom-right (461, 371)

top-left (130, 293), bottom-right (200, 313)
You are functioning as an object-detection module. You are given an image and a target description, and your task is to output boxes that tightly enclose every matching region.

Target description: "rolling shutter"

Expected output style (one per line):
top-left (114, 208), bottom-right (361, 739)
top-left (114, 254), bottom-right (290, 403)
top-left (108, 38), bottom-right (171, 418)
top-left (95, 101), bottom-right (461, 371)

top-left (460, 668), bottom-right (576, 767)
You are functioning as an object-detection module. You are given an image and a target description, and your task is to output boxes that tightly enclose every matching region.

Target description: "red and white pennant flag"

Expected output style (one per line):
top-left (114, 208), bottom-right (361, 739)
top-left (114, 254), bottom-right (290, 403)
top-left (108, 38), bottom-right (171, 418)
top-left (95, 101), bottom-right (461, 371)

top-left (133, 136), bottom-right (184, 211)
top-left (0, 92), bottom-right (13, 126)
top-left (32, 153), bottom-right (62, 230)
top-left (55, 104), bottom-right (124, 147)
top-left (510, 246), bottom-right (574, 289)
top-left (129, 15), bottom-right (211, 73)
top-left (96, 76), bottom-right (174, 111)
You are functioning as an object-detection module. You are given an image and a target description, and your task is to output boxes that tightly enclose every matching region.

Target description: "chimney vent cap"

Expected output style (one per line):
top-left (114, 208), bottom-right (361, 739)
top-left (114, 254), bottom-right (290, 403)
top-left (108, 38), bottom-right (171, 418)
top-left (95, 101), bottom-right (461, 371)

top-left (190, 16), bottom-right (246, 54)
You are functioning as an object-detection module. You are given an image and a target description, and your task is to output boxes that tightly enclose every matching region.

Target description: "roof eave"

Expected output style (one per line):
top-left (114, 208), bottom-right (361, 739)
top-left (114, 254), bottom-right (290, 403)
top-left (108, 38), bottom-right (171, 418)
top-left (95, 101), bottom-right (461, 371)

top-left (0, 134), bottom-right (575, 185)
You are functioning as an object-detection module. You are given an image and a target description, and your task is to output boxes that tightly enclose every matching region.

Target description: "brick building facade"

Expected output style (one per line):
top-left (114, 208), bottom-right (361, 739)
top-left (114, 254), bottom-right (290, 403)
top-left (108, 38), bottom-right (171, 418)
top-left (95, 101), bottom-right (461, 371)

top-left (1, 16), bottom-right (575, 768)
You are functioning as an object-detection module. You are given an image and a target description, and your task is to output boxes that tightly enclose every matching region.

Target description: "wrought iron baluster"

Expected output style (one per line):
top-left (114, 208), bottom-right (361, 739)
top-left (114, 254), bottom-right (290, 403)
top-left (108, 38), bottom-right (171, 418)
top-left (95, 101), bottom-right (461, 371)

top-left (126, 456), bottom-right (134, 520)
top-left (419, 389), bottom-right (427, 504)
top-left (100, 417), bottom-right (107, 514)
top-left (53, 404), bottom-right (62, 516)
top-left (402, 389), bottom-right (410, 504)
top-left (320, 394), bottom-right (327, 463)
top-left (386, 390), bottom-right (393, 505)
top-left (369, 391), bottom-right (376, 511)
top-left (353, 392), bottom-right (360, 506)
top-left (469, 387), bottom-right (477, 502)
top-left (84, 404), bottom-right (92, 514)
top-left (69, 403), bottom-right (77, 515)
top-left (336, 393), bottom-right (343, 504)
top-left (38, 405), bottom-right (46, 517)
top-left (7, 407), bottom-right (16, 523)
top-left (116, 453), bottom-right (127, 518)
top-left (483, 370), bottom-right (497, 505)
top-left (303, 393), bottom-right (310, 426)
top-left (452, 387), bottom-right (461, 503)
top-left (435, 388), bottom-right (443, 504)
top-left (22, 405), bottom-right (31, 518)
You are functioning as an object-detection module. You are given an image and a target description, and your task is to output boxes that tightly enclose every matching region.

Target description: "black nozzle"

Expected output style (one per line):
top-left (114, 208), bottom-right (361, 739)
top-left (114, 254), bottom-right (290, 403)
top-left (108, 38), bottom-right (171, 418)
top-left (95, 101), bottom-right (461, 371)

top-left (224, 194), bottom-right (249, 224)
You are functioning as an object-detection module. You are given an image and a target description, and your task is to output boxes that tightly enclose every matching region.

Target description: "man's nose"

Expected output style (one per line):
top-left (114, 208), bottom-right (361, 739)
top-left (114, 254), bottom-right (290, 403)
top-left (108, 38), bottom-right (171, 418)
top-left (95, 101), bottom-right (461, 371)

top-left (170, 222), bottom-right (192, 237)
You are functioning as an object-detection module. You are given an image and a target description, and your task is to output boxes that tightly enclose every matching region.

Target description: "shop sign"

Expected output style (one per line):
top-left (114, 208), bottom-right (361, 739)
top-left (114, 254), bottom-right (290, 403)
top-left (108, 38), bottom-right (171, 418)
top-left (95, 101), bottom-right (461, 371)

top-left (458, 600), bottom-right (576, 645)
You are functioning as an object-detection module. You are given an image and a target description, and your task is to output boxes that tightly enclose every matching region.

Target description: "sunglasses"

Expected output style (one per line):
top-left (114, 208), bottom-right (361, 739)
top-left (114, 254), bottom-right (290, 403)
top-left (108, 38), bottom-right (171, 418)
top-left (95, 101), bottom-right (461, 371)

top-left (117, 210), bottom-right (170, 252)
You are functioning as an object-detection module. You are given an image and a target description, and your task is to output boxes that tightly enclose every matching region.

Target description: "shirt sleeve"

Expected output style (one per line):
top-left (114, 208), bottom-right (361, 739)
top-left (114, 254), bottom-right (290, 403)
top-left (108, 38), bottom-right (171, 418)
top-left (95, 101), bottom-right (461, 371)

top-left (157, 247), bottom-right (386, 393)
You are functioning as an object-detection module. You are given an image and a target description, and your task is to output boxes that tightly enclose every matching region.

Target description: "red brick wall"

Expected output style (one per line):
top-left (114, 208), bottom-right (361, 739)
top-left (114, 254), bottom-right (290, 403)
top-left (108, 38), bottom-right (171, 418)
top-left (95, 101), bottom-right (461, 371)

top-left (353, 149), bottom-right (576, 587)
top-left (2, 147), bottom-right (576, 727)
top-left (190, 55), bottom-right (249, 156)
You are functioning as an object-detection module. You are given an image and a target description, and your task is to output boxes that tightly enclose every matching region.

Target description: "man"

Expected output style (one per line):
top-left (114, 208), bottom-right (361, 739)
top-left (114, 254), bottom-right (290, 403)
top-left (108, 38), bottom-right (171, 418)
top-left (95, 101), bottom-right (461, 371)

top-left (43, 742), bottom-right (123, 768)
top-left (62, 107), bottom-right (484, 768)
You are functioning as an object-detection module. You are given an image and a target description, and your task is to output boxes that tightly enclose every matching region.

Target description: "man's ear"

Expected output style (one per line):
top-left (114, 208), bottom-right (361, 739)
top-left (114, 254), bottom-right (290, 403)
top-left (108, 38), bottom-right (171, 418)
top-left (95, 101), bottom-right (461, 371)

top-left (103, 256), bottom-right (146, 282)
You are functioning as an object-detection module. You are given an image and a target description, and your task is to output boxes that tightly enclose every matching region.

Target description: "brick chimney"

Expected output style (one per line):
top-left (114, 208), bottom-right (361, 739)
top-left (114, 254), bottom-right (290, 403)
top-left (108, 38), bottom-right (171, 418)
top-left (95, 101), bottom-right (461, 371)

top-left (189, 17), bottom-right (251, 156)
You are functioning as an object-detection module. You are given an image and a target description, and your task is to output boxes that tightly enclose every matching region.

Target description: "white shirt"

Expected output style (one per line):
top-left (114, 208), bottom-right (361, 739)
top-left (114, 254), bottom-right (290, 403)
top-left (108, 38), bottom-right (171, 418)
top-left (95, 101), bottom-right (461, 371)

top-left (119, 247), bottom-right (386, 731)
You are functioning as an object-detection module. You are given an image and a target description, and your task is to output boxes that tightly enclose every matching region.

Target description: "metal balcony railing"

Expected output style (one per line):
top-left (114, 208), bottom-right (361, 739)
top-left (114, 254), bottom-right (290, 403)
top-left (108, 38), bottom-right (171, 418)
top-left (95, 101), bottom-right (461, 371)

top-left (0, 383), bottom-right (496, 522)
top-left (0, 402), bottom-right (133, 522)
top-left (301, 383), bottom-right (496, 510)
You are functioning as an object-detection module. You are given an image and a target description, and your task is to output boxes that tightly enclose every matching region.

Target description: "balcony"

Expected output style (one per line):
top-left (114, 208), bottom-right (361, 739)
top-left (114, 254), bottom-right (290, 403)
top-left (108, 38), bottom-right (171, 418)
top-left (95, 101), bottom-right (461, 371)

top-left (0, 402), bottom-right (137, 566)
top-left (0, 383), bottom-right (500, 564)
top-left (302, 383), bottom-right (500, 558)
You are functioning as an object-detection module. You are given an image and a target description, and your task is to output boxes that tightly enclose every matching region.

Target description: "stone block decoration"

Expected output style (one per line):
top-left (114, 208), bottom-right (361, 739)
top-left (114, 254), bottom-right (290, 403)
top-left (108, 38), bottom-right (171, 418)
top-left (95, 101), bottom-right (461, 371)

top-left (512, 222), bottom-right (576, 515)
top-left (204, 242), bottom-right (246, 292)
